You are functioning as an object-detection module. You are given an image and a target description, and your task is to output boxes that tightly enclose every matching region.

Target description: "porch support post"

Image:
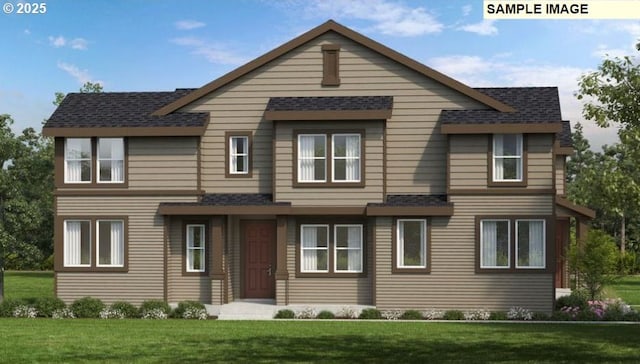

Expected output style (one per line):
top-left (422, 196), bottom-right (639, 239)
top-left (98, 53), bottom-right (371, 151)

top-left (275, 215), bottom-right (289, 280)
top-left (210, 216), bottom-right (225, 305)
top-left (576, 218), bottom-right (588, 245)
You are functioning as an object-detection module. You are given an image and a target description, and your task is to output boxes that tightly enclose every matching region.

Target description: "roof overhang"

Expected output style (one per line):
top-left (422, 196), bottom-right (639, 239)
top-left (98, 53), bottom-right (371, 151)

top-left (554, 144), bottom-right (574, 156)
top-left (366, 205), bottom-right (454, 216)
top-left (158, 204), bottom-right (453, 216)
top-left (264, 109), bottom-right (392, 121)
top-left (42, 126), bottom-right (206, 137)
top-left (441, 123), bottom-right (563, 134)
top-left (555, 196), bottom-right (595, 219)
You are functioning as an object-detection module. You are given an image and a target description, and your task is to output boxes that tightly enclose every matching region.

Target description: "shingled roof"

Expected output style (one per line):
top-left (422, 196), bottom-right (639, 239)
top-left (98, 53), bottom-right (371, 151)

top-left (367, 194), bottom-right (452, 207)
top-left (266, 96), bottom-right (393, 112)
top-left (42, 89), bottom-right (208, 136)
top-left (441, 87), bottom-right (562, 125)
top-left (558, 120), bottom-right (572, 148)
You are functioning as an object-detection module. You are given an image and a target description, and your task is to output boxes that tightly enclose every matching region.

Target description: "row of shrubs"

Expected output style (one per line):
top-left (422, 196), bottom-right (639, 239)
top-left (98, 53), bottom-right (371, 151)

top-left (554, 291), bottom-right (639, 321)
top-left (0, 297), bottom-right (209, 320)
top-left (275, 306), bottom-right (542, 320)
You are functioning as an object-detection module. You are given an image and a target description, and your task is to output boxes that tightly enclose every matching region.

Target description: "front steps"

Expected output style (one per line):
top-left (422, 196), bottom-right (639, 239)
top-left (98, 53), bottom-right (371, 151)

top-left (217, 299), bottom-right (279, 320)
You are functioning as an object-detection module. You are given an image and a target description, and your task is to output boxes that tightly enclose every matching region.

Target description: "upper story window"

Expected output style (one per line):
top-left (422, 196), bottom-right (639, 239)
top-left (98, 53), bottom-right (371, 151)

top-left (226, 132), bottom-right (252, 178)
top-left (492, 134), bottom-right (523, 182)
top-left (98, 138), bottom-right (124, 183)
top-left (296, 131), bottom-right (363, 186)
top-left (65, 138), bottom-right (92, 183)
top-left (478, 217), bottom-right (546, 272)
top-left (63, 137), bottom-right (125, 185)
top-left (298, 135), bottom-right (327, 183)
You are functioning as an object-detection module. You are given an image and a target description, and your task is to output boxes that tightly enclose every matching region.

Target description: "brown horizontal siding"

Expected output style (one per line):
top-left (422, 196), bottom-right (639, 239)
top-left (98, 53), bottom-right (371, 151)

top-left (555, 155), bottom-right (565, 195)
top-left (527, 134), bottom-right (554, 189)
top-left (56, 196), bottom-right (197, 305)
top-left (128, 137), bottom-right (198, 190)
top-left (375, 195), bottom-right (554, 313)
top-left (285, 217), bottom-right (372, 304)
top-left (167, 217), bottom-right (211, 303)
top-left (181, 31), bottom-right (486, 198)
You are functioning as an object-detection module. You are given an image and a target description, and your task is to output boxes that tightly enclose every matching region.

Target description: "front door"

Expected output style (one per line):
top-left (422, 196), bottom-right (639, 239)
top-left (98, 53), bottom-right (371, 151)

top-left (242, 220), bottom-right (276, 298)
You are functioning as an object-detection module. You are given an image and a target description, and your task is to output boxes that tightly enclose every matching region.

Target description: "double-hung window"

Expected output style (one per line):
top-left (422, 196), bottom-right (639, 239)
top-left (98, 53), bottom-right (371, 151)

top-left (478, 218), bottom-right (546, 271)
top-left (493, 134), bottom-right (523, 182)
top-left (65, 138), bottom-right (92, 183)
top-left (97, 220), bottom-right (124, 267)
top-left (480, 219), bottom-right (510, 269)
top-left (229, 135), bottom-right (249, 175)
top-left (98, 138), bottom-right (125, 183)
top-left (332, 134), bottom-right (360, 182)
top-left (334, 225), bottom-right (363, 272)
top-left (396, 219), bottom-right (427, 269)
top-left (300, 225), bottom-right (329, 272)
top-left (63, 220), bottom-right (91, 267)
top-left (298, 135), bottom-right (327, 183)
top-left (186, 224), bottom-right (206, 273)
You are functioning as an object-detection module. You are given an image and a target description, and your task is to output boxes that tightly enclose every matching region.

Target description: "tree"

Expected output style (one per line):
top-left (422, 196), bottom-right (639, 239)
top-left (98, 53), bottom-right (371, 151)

top-left (568, 229), bottom-right (619, 300)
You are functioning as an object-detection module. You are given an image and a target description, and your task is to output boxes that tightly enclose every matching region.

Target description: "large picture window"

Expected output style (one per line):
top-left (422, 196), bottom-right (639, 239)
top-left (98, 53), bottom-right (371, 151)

top-left (493, 134), bottom-right (523, 182)
top-left (299, 223), bottom-right (365, 275)
top-left (477, 217), bottom-right (547, 272)
top-left (396, 219), bottom-right (427, 269)
top-left (64, 138), bottom-right (92, 183)
top-left (98, 138), bottom-right (124, 183)
top-left (186, 224), bottom-right (206, 273)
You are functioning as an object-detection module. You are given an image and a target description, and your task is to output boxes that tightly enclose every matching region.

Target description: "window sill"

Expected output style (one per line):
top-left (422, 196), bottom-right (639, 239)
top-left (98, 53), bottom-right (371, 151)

top-left (182, 271), bottom-right (209, 277)
top-left (475, 267), bottom-right (550, 274)
top-left (293, 181), bottom-right (365, 188)
top-left (56, 266), bottom-right (129, 273)
top-left (487, 180), bottom-right (527, 187)
top-left (295, 272), bottom-right (366, 278)
top-left (391, 267), bottom-right (431, 274)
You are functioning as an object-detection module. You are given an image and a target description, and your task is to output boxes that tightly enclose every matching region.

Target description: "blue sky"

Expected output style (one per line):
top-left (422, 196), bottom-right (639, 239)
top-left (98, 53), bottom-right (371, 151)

top-left (2, 0), bottom-right (639, 148)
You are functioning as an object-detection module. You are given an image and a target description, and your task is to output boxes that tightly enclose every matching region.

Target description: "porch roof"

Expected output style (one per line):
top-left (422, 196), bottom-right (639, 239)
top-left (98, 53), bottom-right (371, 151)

top-left (158, 193), bottom-right (454, 216)
top-left (555, 196), bottom-right (596, 220)
top-left (264, 96), bottom-right (393, 121)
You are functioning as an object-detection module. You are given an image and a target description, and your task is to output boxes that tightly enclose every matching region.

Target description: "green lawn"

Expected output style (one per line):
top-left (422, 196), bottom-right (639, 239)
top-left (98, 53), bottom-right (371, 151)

top-left (3, 271), bottom-right (54, 300)
top-left (0, 320), bottom-right (638, 363)
top-left (607, 275), bottom-right (640, 309)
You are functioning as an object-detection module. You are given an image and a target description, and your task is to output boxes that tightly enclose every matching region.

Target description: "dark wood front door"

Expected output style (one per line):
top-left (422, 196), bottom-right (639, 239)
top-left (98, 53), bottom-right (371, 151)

top-left (242, 220), bottom-right (276, 298)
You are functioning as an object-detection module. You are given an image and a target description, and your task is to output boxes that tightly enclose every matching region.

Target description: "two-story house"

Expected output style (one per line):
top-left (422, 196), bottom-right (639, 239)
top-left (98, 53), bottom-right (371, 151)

top-left (43, 20), bottom-right (594, 314)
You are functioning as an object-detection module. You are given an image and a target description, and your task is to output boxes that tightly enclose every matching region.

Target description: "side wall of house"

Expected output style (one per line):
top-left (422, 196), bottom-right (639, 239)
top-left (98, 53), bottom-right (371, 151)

top-left (375, 195), bottom-right (555, 313)
top-left (56, 195), bottom-right (197, 305)
top-left (555, 155), bottom-right (566, 195)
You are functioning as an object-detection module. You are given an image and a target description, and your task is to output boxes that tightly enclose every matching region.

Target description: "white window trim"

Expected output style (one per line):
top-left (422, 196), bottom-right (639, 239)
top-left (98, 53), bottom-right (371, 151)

top-left (229, 135), bottom-right (249, 174)
top-left (96, 219), bottom-right (124, 268)
top-left (480, 219), bottom-right (511, 269)
top-left (397, 219), bottom-right (427, 269)
top-left (97, 138), bottom-right (125, 184)
top-left (297, 134), bottom-right (327, 183)
top-left (515, 219), bottom-right (546, 269)
top-left (493, 134), bottom-right (523, 182)
top-left (63, 220), bottom-right (91, 267)
top-left (333, 224), bottom-right (363, 273)
top-left (331, 133), bottom-right (361, 183)
top-left (300, 224), bottom-right (330, 273)
top-left (186, 224), bottom-right (206, 273)
top-left (64, 138), bottom-right (92, 184)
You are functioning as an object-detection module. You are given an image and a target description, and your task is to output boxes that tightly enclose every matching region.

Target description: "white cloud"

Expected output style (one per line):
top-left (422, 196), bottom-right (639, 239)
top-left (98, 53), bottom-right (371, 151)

top-left (175, 20), bottom-right (206, 30)
top-left (170, 37), bottom-right (247, 65)
top-left (462, 4), bottom-right (472, 17)
top-left (48, 35), bottom-right (88, 50)
top-left (304, 0), bottom-right (443, 36)
top-left (457, 19), bottom-right (498, 36)
top-left (57, 62), bottom-right (102, 85)
top-left (429, 55), bottom-right (492, 76)
top-left (24, 29), bottom-right (31, 35)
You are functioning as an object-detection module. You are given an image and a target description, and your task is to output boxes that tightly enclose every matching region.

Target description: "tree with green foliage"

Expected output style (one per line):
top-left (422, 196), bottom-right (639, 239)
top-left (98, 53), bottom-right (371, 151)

top-left (568, 229), bottom-right (619, 300)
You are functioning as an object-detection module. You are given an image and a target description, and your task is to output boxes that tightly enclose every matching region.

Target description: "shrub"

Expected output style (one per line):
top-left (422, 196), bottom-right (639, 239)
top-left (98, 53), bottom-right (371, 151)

top-left (13, 305), bottom-right (38, 318)
top-left (70, 297), bottom-right (105, 318)
top-left (141, 308), bottom-right (168, 320)
top-left (34, 297), bottom-right (66, 318)
top-left (507, 307), bottom-right (533, 320)
top-left (465, 310), bottom-right (490, 321)
top-left (274, 309), bottom-right (295, 319)
top-left (555, 290), bottom-right (588, 311)
top-left (100, 308), bottom-right (125, 319)
top-left (567, 229), bottom-right (619, 300)
top-left (380, 310), bottom-right (402, 320)
top-left (423, 310), bottom-right (444, 320)
top-left (173, 301), bottom-right (207, 319)
top-left (41, 254), bottom-right (54, 270)
top-left (110, 301), bottom-right (139, 318)
top-left (359, 308), bottom-right (382, 320)
top-left (295, 307), bottom-right (317, 319)
top-left (316, 310), bottom-right (335, 319)
top-left (531, 312), bottom-right (550, 321)
top-left (336, 306), bottom-right (357, 319)
top-left (603, 300), bottom-right (632, 321)
top-left (52, 307), bottom-right (76, 319)
top-left (489, 311), bottom-right (508, 320)
top-left (0, 298), bottom-right (26, 317)
top-left (623, 310), bottom-right (640, 322)
top-left (442, 310), bottom-right (465, 320)
top-left (618, 252), bottom-right (637, 275)
top-left (400, 310), bottom-right (423, 320)
top-left (139, 300), bottom-right (171, 317)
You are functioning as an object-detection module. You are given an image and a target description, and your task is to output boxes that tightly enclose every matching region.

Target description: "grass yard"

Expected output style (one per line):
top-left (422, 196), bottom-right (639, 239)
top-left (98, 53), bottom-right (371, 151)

top-left (2, 271), bottom-right (54, 300)
top-left (0, 320), bottom-right (638, 363)
top-left (607, 275), bottom-right (640, 309)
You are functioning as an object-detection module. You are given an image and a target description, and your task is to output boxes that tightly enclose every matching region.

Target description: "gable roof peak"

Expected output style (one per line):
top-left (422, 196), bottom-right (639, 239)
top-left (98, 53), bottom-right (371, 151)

top-left (153, 20), bottom-right (515, 116)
